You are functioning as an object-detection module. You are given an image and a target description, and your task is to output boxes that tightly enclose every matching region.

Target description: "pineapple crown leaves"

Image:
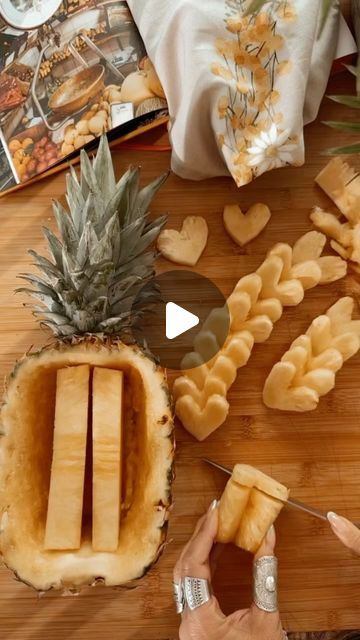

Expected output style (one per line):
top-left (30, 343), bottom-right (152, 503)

top-left (18, 135), bottom-right (169, 338)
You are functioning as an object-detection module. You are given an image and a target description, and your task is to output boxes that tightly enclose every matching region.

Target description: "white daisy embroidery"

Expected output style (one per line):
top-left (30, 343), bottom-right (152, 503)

top-left (247, 123), bottom-right (297, 173)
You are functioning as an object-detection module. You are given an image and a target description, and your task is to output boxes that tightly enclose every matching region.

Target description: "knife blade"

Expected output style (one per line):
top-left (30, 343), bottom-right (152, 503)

top-left (203, 458), bottom-right (329, 522)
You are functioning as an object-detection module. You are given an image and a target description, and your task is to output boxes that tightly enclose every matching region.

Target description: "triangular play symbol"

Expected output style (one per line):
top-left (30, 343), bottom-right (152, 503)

top-left (166, 302), bottom-right (199, 340)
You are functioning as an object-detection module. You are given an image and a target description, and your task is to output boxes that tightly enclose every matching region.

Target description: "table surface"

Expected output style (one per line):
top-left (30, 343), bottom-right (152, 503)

top-left (1, 69), bottom-right (360, 639)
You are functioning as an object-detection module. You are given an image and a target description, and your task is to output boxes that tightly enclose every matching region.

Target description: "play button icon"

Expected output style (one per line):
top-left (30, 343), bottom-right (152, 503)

top-left (166, 303), bottom-right (199, 340)
top-left (132, 270), bottom-right (230, 370)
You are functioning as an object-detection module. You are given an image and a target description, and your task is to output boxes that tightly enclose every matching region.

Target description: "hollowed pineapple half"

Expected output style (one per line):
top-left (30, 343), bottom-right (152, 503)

top-left (0, 137), bottom-right (175, 591)
top-left (0, 342), bottom-right (173, 591)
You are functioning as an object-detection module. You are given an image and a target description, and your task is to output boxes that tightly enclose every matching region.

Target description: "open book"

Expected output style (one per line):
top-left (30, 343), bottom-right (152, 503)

top-left (0, 0), bottom-right (168, 196)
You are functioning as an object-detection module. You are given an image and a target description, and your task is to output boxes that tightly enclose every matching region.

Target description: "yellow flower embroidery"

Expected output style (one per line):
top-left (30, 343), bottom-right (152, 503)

top-left (211, 62), bottom-right (233, 80)
top-left (213, 0), bottom-right (297, 186)
top-left (218, 95), bottom-right (229, 119)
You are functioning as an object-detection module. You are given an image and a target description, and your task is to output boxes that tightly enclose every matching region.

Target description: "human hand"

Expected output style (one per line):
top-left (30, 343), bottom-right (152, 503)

top-left (327, 511), bottom-right (360, 555)
top-left (173, 500), bottom-right (285, 640)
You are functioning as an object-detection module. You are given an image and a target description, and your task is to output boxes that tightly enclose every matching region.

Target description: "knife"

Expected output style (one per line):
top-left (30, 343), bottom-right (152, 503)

top-left (203, 458), bottom-right (330, 523)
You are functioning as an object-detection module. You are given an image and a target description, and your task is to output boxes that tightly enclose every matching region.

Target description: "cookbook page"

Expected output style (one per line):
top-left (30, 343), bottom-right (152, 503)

top-left (0, 0), bottom-right (167, 193)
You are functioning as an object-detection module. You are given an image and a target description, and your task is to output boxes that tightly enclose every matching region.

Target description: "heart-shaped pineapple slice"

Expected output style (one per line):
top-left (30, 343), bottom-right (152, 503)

top-left (223, 203), bottom-right (271, 247)
top-left (157, 216), bottom-right (208, 266)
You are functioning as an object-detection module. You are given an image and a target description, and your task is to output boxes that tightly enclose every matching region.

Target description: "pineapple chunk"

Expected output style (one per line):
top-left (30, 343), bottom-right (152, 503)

top-left (157, 216), bottom-right (208, 266)
top-left (217, 464), bottom-right (289, 553)
top-left (44, 365), bottom-right (90, 550)
top-left (92, 367), bottom-right (123, 552)
top-left (315, 157), bottom-right (360, 223)
top-left (223, 203), bottom-right (271, 247)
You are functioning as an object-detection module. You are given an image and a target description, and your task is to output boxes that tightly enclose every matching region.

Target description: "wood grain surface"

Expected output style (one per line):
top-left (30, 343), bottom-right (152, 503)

top-left (1, 69), bottom-right (360, 639)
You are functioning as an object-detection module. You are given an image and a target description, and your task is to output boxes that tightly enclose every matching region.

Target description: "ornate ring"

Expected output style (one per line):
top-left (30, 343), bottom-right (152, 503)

top-left (253, 555), bottom-right (278, 613)
top-left (172, 580), bottom-right (185, 614)
top-left (183, 576), bottom-right (211, 611)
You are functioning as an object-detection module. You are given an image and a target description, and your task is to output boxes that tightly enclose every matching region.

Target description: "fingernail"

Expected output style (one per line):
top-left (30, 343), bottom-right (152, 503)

top-left (327, 511), bottom-right (347, 533)
top-left (208, 499), bottom-right (219, 513)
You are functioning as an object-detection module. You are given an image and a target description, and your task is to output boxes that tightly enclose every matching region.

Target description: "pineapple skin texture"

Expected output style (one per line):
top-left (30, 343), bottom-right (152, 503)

top-left (217, 465), bottom-right (289, 553)
top-left (0, 340), bottom-right (174, 592)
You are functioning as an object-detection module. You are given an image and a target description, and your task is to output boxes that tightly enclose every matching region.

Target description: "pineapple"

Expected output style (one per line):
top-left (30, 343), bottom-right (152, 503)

top-left (44, 365), bottom-right (90, 551)
top-left (217, 465), bottom-right (289, 553)
top-left (0, 136), bottom-right (174, 592)
top-left (92, 367), bottom-right (123, 553)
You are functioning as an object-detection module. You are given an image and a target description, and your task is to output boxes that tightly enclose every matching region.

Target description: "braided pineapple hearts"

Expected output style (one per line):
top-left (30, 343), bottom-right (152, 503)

top-left (263, 297), bottom-right (360, 412)
top-left (173, 232), bottom-right (347, 441)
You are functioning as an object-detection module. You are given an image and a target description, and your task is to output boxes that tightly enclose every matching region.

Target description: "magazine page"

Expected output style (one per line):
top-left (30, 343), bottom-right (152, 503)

top-left (0, 0), bottom-right (168, 194)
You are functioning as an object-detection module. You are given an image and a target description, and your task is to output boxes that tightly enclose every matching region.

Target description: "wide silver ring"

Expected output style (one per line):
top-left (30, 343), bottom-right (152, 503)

top-left (253, 555), bottom-right (278, 613)
top-left (183, 577), bottom-right (211, 611)
top-left (173, 581), bottom-right (185, 614)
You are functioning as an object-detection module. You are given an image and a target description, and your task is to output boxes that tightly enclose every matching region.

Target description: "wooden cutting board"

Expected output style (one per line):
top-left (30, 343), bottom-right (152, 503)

top-left (0, 70), bottom-right (360, 639)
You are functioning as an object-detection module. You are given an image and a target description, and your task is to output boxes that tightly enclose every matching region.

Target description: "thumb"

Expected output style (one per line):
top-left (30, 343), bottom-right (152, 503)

top-left (249, 526), bottom-right (284, 640)
top-left (327, 512), bottom-right (360, 555)
top-left (255, 524), bottom-right (276, 559)
top-left (174, 500), bottom-right (219, 584)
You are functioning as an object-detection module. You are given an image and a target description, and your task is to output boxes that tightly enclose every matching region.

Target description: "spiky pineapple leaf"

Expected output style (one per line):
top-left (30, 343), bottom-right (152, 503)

top-left (78, 149), bottom-right (106, 222)
top-left (92, 134), bottom-right (116, 201)
top-left (40, 317), bottom-right (75, 336)
top-left (99, 167), bottom-right (133, 233)
top-left (119, 167), bottom-right (140, 227)
top-left (129, 217), bottom-right (167, 259)
top-left (42, 227), bottom-right (64, 272)
top-left (52, 201), bottom-right (79, 253)
top-left (322, 120), bottom-right (360, 132)
top-left (135, 172), bottom-right (169, 220)
top-left (17, 288), bottom-right (63, 313)
top-left (327, 95), bottom-right (360, 109)
top-left (76, 221), bottom-right (91, 269)
top-left (322, 142), bottom-right (360, 155)
top-left (65, 167), bottom-right (86, 234)
top-left (28, 250), bottom-right (62, 281)
top-left (18, 274), bottom-right (59, 298)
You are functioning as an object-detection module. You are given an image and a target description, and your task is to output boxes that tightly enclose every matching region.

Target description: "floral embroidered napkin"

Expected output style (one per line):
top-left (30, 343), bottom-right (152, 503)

top-left (128, 0), bottom-right (340, 187)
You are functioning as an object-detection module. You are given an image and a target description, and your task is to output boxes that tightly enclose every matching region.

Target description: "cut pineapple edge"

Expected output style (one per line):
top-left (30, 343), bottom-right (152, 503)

top-left (217, 464), bottom-right (289, 554)
top-left (0, 343), bottom-right (173, 590)
top-left (311, 157), bottom-right (360, 271)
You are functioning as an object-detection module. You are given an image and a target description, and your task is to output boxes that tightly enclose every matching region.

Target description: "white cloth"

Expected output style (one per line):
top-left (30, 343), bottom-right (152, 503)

top-left (128, 0), bottom-right (341, 186)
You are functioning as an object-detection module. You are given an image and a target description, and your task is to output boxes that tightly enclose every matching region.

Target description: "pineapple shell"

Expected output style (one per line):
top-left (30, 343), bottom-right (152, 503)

top-left (0, 340), bottom-right (174, 591)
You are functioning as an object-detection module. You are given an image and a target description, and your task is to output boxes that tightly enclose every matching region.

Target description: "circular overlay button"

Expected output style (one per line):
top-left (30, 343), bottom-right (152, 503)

top-left (132, 270), bottom-right (230, 370)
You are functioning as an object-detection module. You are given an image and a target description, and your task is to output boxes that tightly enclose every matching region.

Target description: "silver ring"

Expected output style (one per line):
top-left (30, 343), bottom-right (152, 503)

top-left (183, 576), bottom-right (211, 611)
top-left (173, 581), bottom-right (185, 614)
top-left (253, 555), bottom-right (278, 613)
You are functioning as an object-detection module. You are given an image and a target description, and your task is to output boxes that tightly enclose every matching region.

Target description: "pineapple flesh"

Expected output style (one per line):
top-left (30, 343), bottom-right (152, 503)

top-left (0, 136), bottom-right (174, 591)
top-left (92, 367), bottom-right (123, 553)
top-left (44, 365), bottom-right (90, 551)
top-left (217, 464), bottom-right (289, 553)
